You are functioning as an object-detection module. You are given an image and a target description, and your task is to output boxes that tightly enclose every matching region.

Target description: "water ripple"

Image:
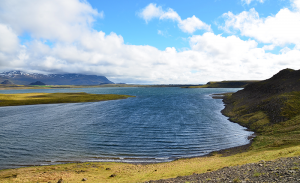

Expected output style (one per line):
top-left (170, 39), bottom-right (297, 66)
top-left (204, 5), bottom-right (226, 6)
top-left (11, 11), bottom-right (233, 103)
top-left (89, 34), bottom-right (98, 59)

top-left (0, 87), bottom-right (253, 169)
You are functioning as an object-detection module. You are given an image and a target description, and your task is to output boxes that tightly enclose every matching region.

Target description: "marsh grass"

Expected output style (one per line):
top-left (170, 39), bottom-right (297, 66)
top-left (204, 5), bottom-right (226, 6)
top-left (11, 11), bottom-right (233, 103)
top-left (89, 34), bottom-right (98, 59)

top-left (0, 92), bottom-right (133, 107)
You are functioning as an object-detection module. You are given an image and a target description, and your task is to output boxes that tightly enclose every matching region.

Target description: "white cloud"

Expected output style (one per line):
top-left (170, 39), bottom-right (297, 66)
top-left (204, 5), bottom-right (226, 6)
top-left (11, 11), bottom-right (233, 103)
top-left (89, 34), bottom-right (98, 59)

top-left (0, 0), bottom-right (102, 42)
top-left (262, 44), bottom-right (276, 51)
top-left (241, 0), bottom-right (265, 5)
top-left (178, 16), bottom-right (212, 34)
top-left (0, 24), bottom-right (19, 53)
top-left (221, 5), bottom-right (300, 46)
top-left (139, 3), bottom-right (211, 34)
top-left (159, 8), bottom-right (181, 22)
top-left (138, 3), bottom-right (163, 23)
top-left (190, 33), bottom-right (257, 59)
top-left (1, 0), bottom-right (300, 84)
top-left (292, 0), bottom-right (300, 10)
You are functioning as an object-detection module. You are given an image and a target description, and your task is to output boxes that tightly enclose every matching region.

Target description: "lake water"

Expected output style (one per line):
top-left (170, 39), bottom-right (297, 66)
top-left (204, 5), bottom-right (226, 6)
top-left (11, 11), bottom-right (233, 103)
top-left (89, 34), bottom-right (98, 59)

top-left (0, 87), bottom-right (253, 170)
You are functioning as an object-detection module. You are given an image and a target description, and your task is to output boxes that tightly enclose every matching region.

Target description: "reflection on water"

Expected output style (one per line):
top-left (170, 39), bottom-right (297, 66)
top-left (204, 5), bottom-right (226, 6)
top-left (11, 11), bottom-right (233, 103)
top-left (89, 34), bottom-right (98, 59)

top-left (0, 87), bottom-right (252, 169)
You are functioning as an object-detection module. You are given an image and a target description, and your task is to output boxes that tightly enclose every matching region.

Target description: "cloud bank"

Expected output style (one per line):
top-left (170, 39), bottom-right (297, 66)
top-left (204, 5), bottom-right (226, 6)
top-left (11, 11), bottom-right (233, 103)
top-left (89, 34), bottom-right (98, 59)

top-left (0, 0), bottom-right (300, 84)
top-left (221, 7), bottom-right (300, 47)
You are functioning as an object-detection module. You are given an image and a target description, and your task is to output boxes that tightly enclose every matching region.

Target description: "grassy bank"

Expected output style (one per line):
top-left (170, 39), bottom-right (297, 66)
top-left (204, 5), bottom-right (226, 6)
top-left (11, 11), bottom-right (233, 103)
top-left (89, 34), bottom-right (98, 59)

top-left (1, 144), bottom-right (300, 183)
top-left (0, 92), bottom-right (134, 107)
top-left (222, 91), bottom-right (300, 151)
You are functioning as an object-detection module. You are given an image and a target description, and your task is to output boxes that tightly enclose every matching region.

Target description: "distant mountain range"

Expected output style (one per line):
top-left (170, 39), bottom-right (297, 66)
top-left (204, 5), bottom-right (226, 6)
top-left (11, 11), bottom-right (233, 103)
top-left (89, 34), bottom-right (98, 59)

top-left (0, 71), bottom-right (114, 85)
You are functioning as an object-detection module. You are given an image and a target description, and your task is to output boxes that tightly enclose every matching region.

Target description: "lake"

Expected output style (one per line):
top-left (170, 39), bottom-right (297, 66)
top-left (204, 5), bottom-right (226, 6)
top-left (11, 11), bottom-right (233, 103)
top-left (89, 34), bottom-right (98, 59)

top-left (0, 87), bottom-right (253, 169)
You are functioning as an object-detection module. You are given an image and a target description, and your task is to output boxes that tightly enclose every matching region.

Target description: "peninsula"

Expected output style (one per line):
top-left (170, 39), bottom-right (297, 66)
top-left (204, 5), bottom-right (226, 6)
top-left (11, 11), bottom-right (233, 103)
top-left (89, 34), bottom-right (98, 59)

top-left (0, 92), bottom-right (134, 107)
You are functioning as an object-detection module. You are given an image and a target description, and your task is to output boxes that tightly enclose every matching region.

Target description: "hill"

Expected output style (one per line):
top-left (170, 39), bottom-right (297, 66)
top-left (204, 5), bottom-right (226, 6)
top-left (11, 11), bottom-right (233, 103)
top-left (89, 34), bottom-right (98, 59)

top-left (1, 80), bottom-right (13, 84)
top-left (0, 71), bottom-right (114, 85)
top-left (29, 81), bottom-right (46, 85)
top-left (222, 68), bottom-right (300, 148)
top-left (222, 68), bottom-right (300, 125)
top-left (185, 80), bottom-right (260, 88)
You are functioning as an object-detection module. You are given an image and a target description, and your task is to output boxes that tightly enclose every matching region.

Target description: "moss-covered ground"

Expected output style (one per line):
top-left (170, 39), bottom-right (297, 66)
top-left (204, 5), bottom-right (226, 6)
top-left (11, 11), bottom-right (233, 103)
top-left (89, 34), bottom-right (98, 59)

top-left (0, 92), bottom-right (133, 107)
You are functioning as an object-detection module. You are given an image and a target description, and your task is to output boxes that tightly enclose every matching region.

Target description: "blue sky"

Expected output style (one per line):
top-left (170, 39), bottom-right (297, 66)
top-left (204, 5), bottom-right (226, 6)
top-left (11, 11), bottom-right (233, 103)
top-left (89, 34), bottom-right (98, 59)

top-left (1, 0), bottom-right (300, 83)
top-left (85, 0), bottom-right (290, 51)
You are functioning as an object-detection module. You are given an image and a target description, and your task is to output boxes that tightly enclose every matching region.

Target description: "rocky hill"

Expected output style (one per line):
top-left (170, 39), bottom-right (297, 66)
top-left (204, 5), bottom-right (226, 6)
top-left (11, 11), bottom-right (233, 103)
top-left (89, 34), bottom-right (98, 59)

top-left (0, 71), bottom-right (114, 85)
top-left (222, 68), bottom-right (300, 130)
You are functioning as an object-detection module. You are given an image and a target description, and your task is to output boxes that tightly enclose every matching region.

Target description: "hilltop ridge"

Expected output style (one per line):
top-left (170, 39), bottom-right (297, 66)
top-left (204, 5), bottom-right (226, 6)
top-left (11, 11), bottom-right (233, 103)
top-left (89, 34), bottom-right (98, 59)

top-left (222, 68), bottom-right (300, 130)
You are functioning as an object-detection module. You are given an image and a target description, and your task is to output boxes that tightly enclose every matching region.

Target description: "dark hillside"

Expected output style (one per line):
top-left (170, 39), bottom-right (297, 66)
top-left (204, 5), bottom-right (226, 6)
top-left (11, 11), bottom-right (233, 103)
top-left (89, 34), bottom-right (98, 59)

top-left (29, 81), bottom-right (46, 85)
top-left (222, 68), bottom-right (300, 128)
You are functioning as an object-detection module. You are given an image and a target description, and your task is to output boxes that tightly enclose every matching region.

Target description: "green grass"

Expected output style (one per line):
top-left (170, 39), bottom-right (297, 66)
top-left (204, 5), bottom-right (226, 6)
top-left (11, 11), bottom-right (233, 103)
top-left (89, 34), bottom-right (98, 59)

top-left (0, 92), bottom-right (134, 106)
top-left (223, 91), bottom-right (300, 150)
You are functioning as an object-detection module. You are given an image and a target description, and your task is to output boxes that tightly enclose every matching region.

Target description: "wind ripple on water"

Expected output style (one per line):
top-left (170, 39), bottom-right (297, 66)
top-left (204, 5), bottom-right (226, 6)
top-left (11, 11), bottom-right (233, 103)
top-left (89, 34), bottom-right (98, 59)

top-left (0, 87), bottom-right (253, 169)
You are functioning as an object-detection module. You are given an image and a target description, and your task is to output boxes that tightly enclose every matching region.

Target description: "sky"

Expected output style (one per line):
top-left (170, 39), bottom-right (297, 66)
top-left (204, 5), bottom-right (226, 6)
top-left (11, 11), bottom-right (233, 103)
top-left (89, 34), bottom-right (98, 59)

top-left (0, 0), bottom-right (300, 84)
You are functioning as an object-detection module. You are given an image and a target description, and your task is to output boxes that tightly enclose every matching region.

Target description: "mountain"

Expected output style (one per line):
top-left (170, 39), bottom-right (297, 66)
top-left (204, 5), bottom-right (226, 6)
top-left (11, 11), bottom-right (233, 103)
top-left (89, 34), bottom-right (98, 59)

top-left (222, 68), bottom-right (300, 130)
top-left (0, 71), bottom-right (114, 85)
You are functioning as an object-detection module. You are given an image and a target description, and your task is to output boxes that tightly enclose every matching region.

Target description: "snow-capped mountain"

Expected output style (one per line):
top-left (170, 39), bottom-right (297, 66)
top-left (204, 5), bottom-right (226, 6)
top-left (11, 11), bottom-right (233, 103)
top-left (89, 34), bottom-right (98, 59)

top-left (0, 71), bottom-right (114, 85)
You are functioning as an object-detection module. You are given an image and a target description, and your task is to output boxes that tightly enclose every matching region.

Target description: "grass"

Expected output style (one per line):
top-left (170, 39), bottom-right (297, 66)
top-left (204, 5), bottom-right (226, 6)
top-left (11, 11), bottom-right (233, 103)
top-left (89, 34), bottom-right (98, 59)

top-left (0, 92), bottom-right (134, 107)
top-left (1, 144), bottom-right (300, 182)
top-left (1, 91), bottom-right (300, 182)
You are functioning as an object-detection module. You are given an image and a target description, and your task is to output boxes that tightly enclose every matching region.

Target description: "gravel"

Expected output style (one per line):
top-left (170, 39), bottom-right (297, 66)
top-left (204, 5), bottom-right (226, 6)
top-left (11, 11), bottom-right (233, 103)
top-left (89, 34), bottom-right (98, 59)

top-left (146, 156), bottom-right (300, 183)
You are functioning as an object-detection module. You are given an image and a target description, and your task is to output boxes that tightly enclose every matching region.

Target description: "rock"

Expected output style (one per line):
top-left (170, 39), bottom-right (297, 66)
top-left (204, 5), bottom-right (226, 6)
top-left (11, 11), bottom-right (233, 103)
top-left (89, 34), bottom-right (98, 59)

top-left (106, 168), bottom-right (111, 170)
top-left (82, 178), bottom-right (87, 181)
top-left (109, 174), bottom-right (116, 177)
top-left (57, 178), bottom-right (63, 183)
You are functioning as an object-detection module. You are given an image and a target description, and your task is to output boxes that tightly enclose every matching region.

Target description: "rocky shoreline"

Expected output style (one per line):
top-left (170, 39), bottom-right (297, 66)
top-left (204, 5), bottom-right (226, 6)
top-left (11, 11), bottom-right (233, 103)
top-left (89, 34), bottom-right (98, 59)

top-left (146, 156), bottom-right (300, 183)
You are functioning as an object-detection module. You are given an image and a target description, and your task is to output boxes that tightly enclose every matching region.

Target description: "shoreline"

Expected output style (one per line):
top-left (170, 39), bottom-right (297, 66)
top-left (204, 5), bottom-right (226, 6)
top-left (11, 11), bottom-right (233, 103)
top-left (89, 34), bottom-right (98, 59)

top-left (0, 92), bottom-right (255, 171)
top-left (0, 92), bottom-right (255, 170)
top-left (169, 93), bottom-right (256, 162)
